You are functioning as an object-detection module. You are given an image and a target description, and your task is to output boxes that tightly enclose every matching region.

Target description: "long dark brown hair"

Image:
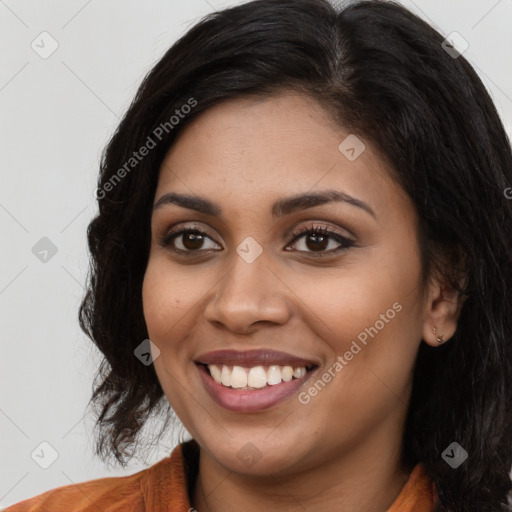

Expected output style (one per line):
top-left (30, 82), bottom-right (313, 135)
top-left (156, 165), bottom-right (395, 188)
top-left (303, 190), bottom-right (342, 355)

top-left (79, 1), bottom-right (512, 510)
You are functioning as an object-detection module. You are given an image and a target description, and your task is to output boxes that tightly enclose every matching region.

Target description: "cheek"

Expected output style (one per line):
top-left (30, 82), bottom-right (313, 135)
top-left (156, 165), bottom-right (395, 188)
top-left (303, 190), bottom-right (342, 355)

top-left (141, 258), bottom-right (200, 409)
top-left (297, 245), bottom-right (423, 382)
top-left (295, 274), bottom-right (420, 434)
top-left (142, 256), bottom-right (197, 343)
top-left (142, 254), bottom-right (232, 367)
top-left (142, 265), bottom-right (168, 340)
top-left (288, 266), bottom-right (406, 347)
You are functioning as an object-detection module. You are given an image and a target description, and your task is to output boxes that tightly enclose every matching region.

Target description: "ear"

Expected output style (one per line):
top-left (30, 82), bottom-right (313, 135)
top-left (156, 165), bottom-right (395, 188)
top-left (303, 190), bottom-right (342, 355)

top-left (421, 271), bottom-right (465, 347)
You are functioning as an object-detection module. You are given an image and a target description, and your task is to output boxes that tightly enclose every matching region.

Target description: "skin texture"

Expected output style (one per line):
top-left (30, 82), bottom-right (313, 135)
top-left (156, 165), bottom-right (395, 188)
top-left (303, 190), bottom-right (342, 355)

top-left (142, 93), bottom-right (462, 512)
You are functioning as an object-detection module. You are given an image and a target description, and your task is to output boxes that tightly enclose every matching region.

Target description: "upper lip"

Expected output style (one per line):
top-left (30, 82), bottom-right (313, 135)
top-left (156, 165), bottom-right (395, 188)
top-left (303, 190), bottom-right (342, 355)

top-left (195, 349), bottom-right (319, 368)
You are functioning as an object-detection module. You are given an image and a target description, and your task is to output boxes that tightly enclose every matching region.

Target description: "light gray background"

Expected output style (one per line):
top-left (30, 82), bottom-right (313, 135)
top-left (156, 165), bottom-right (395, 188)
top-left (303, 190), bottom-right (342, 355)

top-left (1, 0), bottom-right (511, 507)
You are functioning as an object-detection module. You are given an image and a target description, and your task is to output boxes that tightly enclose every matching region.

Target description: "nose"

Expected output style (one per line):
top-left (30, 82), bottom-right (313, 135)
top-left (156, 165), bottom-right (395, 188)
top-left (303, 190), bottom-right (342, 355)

top-left (203, 253), bottom-right (292, 334)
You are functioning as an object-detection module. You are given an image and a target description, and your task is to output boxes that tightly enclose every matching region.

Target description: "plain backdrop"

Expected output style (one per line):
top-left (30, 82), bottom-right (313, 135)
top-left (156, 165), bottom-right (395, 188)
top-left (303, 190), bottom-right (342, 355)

top-left (1, 0), bottom-right (511, 507)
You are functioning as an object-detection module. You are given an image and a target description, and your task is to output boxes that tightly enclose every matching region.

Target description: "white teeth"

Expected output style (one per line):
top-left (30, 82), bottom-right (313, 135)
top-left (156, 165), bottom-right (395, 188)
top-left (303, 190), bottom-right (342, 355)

top-left (267, 365), bottom-right (282, 385)
top-left (281, 366), bottom-right (294, 382)
top-left (293, 367), bottom-right (306, 378)
top-left (207, 363), bottom-right (310, 389)
top-left (221, 365), bottom-right (231, 387)
top-left (230, 366), bottom-right (248, 388)
top-left (247, 366), bottom-right (267, 388)
top-left (209, 364), bottom-right (222, 383)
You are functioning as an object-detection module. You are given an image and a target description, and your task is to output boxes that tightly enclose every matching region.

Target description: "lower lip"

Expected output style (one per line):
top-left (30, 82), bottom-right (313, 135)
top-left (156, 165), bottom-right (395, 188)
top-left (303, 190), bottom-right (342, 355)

top-left (196, 364), bottom-right (317, 413)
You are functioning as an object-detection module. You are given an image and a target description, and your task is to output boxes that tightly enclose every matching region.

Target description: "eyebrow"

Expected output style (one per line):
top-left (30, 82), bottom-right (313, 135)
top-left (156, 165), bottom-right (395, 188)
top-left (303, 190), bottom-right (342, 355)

top-left (153, 189), bottom-right (376, 219)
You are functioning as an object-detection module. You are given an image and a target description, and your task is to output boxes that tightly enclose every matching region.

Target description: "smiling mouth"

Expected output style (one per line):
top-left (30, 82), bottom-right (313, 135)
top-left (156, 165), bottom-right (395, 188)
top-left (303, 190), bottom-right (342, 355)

top-left (197, 363), bottom-right (318, 390)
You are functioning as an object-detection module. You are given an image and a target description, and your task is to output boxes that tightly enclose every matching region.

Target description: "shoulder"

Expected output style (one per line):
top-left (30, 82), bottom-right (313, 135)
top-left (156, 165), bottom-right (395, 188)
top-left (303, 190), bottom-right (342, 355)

top-left (1, 463), bottom-right (162, 512)
top-left (2, 441), bottom-right (196, 512)
top-left (387, 464), bottom-right (438, 512)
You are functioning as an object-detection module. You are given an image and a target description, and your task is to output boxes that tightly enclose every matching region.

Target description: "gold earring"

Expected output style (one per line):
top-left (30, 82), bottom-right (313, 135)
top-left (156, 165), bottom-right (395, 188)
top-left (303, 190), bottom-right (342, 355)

top-left (433, 326), bottom-right (445, 344)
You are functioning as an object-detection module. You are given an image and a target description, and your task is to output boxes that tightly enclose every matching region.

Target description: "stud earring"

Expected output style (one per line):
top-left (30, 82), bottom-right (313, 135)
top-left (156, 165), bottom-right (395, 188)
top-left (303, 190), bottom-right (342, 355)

top-left (433, 326), bottom-right (445, 344)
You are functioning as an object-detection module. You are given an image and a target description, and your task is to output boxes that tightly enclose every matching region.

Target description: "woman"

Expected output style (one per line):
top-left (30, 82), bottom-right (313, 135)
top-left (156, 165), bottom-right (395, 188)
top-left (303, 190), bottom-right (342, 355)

top-left (5, 0), bottom-right (512, 510)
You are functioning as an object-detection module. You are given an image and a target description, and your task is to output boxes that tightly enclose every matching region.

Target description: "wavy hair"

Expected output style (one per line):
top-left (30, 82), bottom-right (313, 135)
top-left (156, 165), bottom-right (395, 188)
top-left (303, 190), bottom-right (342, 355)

top-left (79, 0), bottom-right (512, 509)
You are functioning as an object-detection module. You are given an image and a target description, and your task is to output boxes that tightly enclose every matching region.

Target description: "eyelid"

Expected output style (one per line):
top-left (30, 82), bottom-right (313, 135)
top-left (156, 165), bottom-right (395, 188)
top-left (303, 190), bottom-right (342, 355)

top-left (286, 223), bottom-right (353, 244)
top-left (159, 221), bottom-right (356, 255)
top-left (158, 222), bottom-right (220, 249)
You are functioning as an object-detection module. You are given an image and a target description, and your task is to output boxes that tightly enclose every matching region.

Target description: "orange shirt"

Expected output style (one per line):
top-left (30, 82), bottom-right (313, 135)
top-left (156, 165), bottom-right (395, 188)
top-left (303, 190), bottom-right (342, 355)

top-left (3, 440), bottom-right (437, 511)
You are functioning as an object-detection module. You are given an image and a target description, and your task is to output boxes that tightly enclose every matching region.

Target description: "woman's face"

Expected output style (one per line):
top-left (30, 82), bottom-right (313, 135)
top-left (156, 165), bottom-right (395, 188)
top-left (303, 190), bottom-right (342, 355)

top-left (142, 92), bottom-right (438, 476)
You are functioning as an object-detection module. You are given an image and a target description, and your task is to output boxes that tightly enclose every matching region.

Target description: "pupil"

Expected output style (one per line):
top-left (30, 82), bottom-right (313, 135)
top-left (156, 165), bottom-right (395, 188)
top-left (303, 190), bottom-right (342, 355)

top-left (184, 233), bottom-right (204, 250)
top-left (306, 233), bottom-right (328, 251)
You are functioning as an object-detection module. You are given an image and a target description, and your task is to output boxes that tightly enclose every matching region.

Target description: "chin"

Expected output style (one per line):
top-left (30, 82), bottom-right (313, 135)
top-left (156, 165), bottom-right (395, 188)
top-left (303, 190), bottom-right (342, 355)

top-left (203, 435), bottom-right (310, 476)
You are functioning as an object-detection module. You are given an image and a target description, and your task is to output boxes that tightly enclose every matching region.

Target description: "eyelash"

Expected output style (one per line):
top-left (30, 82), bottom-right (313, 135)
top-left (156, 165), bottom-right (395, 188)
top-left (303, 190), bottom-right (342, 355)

top-left (158, 223), bottom-right (355, 257)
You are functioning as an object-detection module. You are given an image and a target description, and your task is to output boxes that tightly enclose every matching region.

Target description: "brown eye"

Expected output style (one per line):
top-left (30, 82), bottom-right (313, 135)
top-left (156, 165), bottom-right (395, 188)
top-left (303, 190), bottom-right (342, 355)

top-left (181, 232), bottom-right (206, 251)
top-left (287, 225), bottom-right (355, 255)
top-left (159, 224), bottom-right (354, 257)
top-left (160, 228), bottom-right (221, 253)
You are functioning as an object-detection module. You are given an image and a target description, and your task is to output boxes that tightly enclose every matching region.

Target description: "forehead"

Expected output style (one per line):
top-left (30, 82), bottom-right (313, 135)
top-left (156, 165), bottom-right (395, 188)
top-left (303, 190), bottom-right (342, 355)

top-left (155, 93), bottom-right (411, 221)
